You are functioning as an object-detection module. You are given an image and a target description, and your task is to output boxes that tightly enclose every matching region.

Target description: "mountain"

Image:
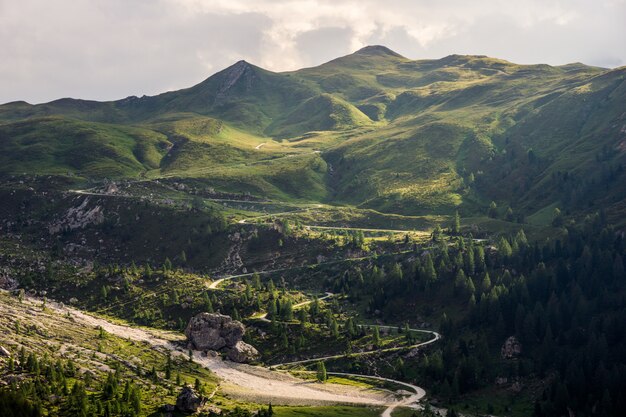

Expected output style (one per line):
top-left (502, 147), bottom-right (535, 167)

top-left (0, 46), bottom-right (624, 223)
top-left (2, 46), bottom-right (626, 417)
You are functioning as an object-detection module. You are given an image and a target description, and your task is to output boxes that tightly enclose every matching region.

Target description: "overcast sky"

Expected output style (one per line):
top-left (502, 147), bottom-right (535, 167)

top-left (1, 0), bottom-right (624, 104)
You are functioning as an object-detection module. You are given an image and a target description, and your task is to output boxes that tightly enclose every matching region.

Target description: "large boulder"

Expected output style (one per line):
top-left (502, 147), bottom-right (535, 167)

top-left (185, 313), bottom-right (257, 363)
top-left (175, 385), bottom-right (206, 413)
top-left (185, 313), bottom-right (244, 351)
top-left (226, 340), bottom-right (260, 363)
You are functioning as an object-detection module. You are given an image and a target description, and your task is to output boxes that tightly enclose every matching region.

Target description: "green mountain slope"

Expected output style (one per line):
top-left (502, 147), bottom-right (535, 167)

top-left (0, 46), bottom-right (624, 220)
top-left (0, 117), bottom-right (171, 178)
top-left (267, 93), bottom-right (373, 138)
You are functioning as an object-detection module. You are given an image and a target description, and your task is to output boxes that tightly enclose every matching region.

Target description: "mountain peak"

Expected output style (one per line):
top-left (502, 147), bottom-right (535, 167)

top-left (353, 45), bottom-right (404, 58)
top-left (211, 59), bottom-right (260, 101)
top-left (233, 59), bottom-right (252, 68)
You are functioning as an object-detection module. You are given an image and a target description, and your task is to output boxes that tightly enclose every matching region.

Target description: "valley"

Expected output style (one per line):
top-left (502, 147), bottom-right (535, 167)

top-left (0, 45), bottom-right (624, 417)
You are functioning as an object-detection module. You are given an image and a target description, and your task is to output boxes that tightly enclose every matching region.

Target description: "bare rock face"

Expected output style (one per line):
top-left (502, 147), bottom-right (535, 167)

top-left (48, 197), bottom-right (104, 234)
top-left (215, 60), bottom-right (256, 102)
top-left (501, 336), bottom-right (522, 359)
top-left (185, 313), bottom-right (258, 363)
top-left (175, 385), bottom-right (206, 413)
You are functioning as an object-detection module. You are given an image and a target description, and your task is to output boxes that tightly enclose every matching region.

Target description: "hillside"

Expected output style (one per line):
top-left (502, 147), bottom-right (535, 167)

top-left (1, 46), bottom-right (623, 225)
top-left (1, 45), bottom-right (626, 417)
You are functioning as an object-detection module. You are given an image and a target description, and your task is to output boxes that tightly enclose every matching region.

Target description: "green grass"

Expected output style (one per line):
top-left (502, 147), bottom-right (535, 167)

top-left (0, 116), bottom-right (170, 178)
top-left (0, 291), bottom-right (219, 416)
top-left (443, 384), bottom-right (535, 417)
top-left (266, 93), bottom-right (374, 138)
top-left (0, 47), bottom-right (623, 224)
top-left (272, 405), bottom-right (383, 417)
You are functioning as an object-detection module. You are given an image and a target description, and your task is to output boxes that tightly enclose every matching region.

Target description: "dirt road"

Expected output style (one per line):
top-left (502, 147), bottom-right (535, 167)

top-left (29, 296), bottom-right (388, 407)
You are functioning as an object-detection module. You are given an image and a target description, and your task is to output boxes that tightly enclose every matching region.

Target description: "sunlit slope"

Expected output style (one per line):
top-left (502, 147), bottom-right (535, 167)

top-left (266, 93), bottom-right (373, 138)
top-left (477, 66), bottom-right (626, 223)
top-left (0, 117), bottom-right (171, 178)
top-left (0, 46), bottom-right (624, 219)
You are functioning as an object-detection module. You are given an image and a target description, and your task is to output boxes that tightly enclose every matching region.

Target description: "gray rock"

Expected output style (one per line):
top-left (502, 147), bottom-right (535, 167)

top-left (48, 197), bottom-right (104, 234)
top-left (175, 385), bottom-right (206, 413)
top-left (222, 320), bottom-right (245, 346)
top-left (0, 346), bottom-right (10, 357)
top-left (226, 340), bottom-right (259, 363)
top-left (0, 275), bottom-right (18, 290)
top-left (501, 336), bottom-right (522, 359)
top-left (185, 313), bottom-right (258, 363)
top-left (185, 313), bottom-right (245, 351)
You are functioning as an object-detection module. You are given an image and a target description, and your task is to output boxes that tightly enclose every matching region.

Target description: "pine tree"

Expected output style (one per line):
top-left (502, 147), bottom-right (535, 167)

top-left (488, 201), bottom-right (498, 218)
top-left (552, 207), bottom-right (564, 227)
top-left (481, 272), bottom-right (492, 293)
top-left (395, 357), bottom-right (405, 377)
top-left (297, 308), bottom-right (308, 324)
top-left (330, 318), bottom-right (339, 338)
top-left (453, 210), bottom-right (461, 234)
top-left (252, 272), bottom-right (261, 289)
top-left (144, 263), bottom-right (152, 278)
top-left (203, 292), bottom-right (214, 313)
top-left (515, 228), bottom-right (528, 247)
top-left (424, 254), bottom-right (437, 285)
top-left (268, 299), bottom-right (277, 320)
top-left (454, 269), bottom-right (468, 296)
top-left (281, 300), bottom-right (293, 321)
top-left (130, 385), bottom-right (142, 414)
top-left (373, 326), bottom-right (381, 347)
top-left (122, 380), bottom-right (131, 401)
top-left (497, 237), bottom-right (513, 258)
top-left (316, 361), bottom-right (327, 382)
top-left (165, 354), bottom-right (172, 379)
top-left (163, 257), bottom-right (172, 272)
top-left (309, 296), bottom-right (320, 316)
top-left (506, 206), bottom-right (515, 222)
top-left (390, 263), bottom-right (403, 281)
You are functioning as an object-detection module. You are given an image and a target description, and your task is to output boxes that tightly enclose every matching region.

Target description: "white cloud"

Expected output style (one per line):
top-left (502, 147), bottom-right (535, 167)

top-left (0, 0), bottom-right (624, 103)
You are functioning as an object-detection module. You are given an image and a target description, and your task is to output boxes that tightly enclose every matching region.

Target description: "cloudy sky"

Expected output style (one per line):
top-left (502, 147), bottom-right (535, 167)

top-left (1, 0), bottom-right (624, 104)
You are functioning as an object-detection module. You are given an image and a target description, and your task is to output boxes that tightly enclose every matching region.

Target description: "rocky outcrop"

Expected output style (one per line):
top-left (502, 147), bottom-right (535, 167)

top-left (185, 313), bottom-right (259, 363)
top-left (215, 60), bottom-right (256, 102)
top-left (48, 198), bottom-right (104, 234)
top-left (501, 336), bottom-right (522, 359)
top-left (175, 385), bottom-right (206, 413)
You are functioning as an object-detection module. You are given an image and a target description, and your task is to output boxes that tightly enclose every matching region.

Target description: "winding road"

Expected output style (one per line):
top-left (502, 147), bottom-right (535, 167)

top-left (70, 188), bottom-right (428, 236)
top-left (209, 270), bottom-right (441, 416)
top-left (330, 372), bottom-right (424, 417)
top-left (67, 187), bottom-right (442, 414)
